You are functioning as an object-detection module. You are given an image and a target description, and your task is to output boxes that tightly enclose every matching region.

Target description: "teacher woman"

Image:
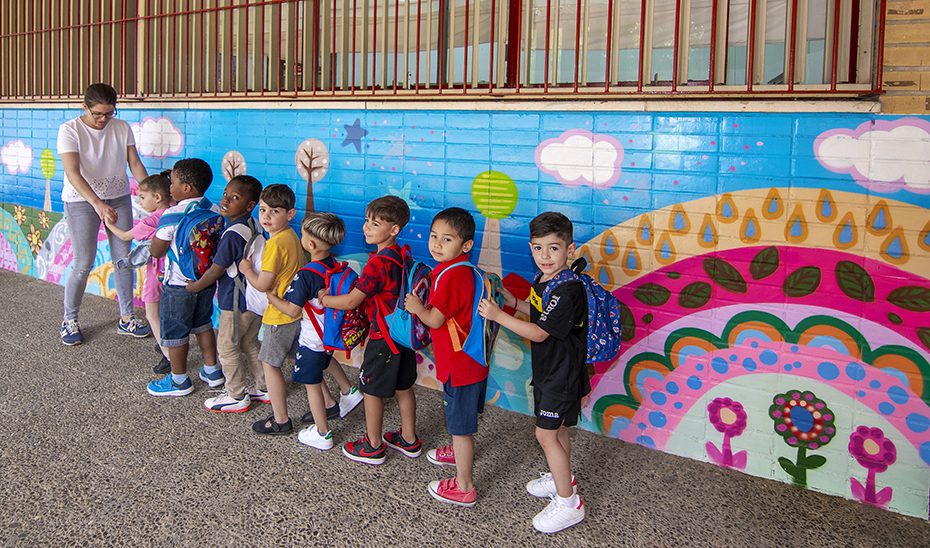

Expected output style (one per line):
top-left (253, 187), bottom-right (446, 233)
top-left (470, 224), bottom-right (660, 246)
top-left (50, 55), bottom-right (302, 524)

top-left (57, 83), bottom-right (152, 345)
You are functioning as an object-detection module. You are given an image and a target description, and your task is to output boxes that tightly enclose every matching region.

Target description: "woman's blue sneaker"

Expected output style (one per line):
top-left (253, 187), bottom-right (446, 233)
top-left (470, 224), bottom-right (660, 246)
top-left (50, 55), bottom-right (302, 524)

top-left (117, 317), bottom-right (152, 338)
top-left (60, 320), bottom-right (83, 346)
top-left (147, 375), bottom-right (194, 397)
top-left (199, 366), bottom-right (225, 388)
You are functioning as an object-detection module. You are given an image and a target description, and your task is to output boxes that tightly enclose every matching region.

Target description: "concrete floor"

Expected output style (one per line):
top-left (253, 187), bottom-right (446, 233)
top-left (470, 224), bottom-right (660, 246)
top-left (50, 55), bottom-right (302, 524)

top-left (2, 268), bottom-right (930, 547)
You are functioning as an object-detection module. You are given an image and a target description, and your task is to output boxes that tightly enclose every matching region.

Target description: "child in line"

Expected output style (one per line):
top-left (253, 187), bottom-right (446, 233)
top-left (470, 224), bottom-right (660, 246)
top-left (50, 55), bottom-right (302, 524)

top-left (104, 173), bottom-right (171, 373)
top-left (478, 211), bottom-right (590, 534)
top-left (187, 175), bottom-right (270, 412)
top-left (405, 207), bottom-right (486, 507)
top-left (240, 184), bottom-right (303, 435)
top-left (319, 196), bottom-right (420, 465)
top-left (264, 212), bottom-right (364, 450)
top-left (146, 159), bottom-right (222, 396)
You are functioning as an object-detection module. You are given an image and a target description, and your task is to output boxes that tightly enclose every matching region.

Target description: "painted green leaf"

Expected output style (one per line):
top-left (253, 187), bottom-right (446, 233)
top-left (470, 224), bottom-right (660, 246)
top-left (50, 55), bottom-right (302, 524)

top-left (917, 327), bottom-right (930, 352)
top-left (778, 457), bottom-right (798, 477)
top-left (835, 260), bottom-right (874, 303)
top-left (703, 257), bottom-right (747, 294)
top-left (642, 313), bottom-right (654, 325)
top-left (666, 271), bottom-right (681, 280)
top-left (633, 283), bottom-right (671, 307)
top-left (678, 281), bottom-right (712, 309)
top-left (40, 148), bottom-right (55, 180)
top-left (799, 454), bottom-right (827, 470)
top-left (887, 312), bottom-right (903, 325)
top-left (783, 266), bottom-right (821, 298)
top-left (618, 300), bottom-right (636, 342)
top-left (887, 286), bottom-right (930, 312)
top-left (750, 246), bottom-right (780, 280)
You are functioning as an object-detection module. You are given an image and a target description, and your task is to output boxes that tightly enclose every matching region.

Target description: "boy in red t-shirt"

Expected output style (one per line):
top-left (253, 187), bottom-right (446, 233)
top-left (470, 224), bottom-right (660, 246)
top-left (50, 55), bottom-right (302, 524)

top-left (405, 207), bottom-right (485, 507)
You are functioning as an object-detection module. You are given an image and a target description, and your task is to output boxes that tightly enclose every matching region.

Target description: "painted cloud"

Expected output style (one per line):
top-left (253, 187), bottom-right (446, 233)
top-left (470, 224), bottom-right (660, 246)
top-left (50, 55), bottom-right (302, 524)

top-left (535, 129), bottom-right (624, 189)
top-left (814, 118), bottom-right (930, 194)
top-left (131, 117), bottom-right (184, 159)
top-left (1, 139), bottom-right (33, 175)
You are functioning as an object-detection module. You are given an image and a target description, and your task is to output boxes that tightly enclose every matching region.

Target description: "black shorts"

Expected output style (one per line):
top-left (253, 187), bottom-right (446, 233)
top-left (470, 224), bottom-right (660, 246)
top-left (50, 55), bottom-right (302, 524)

top-left (534, 389), bottom-right (581, 430)
top-left (358, 337), bottom-right (417, 398)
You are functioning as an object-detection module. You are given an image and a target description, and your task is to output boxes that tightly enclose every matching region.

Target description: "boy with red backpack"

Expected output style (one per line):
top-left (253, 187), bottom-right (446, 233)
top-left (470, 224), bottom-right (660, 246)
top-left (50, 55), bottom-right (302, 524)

top-left (264, 212), bottom-right (364, 450)
top-left (317, 196), bottom-right (421, 465)
top-left (478, 212), bottom-right (590, 534)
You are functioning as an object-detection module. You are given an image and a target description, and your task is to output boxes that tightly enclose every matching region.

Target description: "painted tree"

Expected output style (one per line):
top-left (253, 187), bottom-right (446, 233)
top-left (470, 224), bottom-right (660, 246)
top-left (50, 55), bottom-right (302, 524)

top-left (40, 148), bottom-right (55, 212)
top-left (295, 138), bottom-right (329, 213)
top-left (221, 151), bottom-right (247, 182)
top-left (471, 171), bottom-right (518, 275)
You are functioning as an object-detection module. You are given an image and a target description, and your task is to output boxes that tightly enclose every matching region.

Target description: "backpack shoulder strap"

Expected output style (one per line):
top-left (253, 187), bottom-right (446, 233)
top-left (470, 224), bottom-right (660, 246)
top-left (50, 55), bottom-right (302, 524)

top-left (374, 246), bottom-right (403, 268)
top-left (432, 261), bottom-right (472, 292)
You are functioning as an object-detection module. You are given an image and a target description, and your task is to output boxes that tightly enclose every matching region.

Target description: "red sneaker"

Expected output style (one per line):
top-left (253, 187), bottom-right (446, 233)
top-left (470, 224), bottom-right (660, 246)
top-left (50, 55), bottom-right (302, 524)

top-left (342, 435), bottom-right (386, 465)
top-left (428, 478), bottom-right (477, 507)
top-left (427, 444), bottom-right (456, 466)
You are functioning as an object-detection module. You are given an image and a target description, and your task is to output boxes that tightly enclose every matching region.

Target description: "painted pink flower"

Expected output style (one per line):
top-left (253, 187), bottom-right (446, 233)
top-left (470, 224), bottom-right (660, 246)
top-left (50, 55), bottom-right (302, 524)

top-left (708, 397), bottom-right (747, 437)
top-left (849, 426), bottom-right (896, 472)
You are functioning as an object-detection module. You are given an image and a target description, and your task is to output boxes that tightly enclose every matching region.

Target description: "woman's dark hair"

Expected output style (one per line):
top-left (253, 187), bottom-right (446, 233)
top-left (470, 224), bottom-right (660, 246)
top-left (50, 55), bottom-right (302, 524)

top-left (83, 83), bottom-right (118, 107)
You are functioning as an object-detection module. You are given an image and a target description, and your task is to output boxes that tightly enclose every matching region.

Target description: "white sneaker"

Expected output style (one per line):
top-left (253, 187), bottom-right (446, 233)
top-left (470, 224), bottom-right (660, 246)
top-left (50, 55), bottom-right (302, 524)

top-left (246, 387), bottom-right (271, 403)
top-left (204, 392), bottom-right (251, 413)
top-left (532, 496), bottom-right (585, 534)
top-left (526, 473), bottom-right (578, 498)
top-left (339, 386), bottom-right (364, 417)
top-left (298, 425), bottom-right (334, 450)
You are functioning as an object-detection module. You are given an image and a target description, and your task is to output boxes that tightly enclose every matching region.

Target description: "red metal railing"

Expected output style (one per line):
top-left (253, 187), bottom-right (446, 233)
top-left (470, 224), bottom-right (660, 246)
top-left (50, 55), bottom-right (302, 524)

top-left (0, 0), bottom-right (886, 101)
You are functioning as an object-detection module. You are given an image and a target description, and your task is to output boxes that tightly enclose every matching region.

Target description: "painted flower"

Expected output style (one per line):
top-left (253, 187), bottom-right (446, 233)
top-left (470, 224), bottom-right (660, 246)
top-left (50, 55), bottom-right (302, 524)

top-left (849, 426), bottom-right (896, 472)
top-left (708, 397), bottom-right (747, 437)
top-left (13, 205), bottom-right (26, 225)
top-left (26, 223), bottom-right (43, 254)
top-left (769, 390), bottom-right (836, 450)
top-left (38, 211), bottom-right (49, 229)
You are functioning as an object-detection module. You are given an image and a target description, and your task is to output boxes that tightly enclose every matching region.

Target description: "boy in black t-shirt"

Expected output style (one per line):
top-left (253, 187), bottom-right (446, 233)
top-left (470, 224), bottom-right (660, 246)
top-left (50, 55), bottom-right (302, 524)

top-left (478, 211), bottom-right (589, 534)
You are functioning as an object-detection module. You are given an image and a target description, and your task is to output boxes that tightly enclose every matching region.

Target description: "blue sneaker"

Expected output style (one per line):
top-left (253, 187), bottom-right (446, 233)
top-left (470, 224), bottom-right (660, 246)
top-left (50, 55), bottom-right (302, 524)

top-left (199, 366), bottom-right (225, 388)
top-left (117, 317), bottom-right (151, 338)
top-left (147, 375), bottom-right (194, 397)
top-left (60, 320), bottom-right (83, 346)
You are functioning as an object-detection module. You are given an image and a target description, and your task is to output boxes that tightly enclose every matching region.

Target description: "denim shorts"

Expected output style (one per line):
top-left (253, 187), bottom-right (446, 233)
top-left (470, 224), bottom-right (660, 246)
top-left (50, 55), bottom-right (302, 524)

top-left (160, 284), bottom-right (215, 347)
top-left (442, 377), bottom-right (488, 436)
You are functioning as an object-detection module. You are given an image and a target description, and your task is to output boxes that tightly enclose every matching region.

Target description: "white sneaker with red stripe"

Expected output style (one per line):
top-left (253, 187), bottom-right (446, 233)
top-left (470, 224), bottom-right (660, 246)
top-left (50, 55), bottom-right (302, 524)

top-left (526, 472), bottom-right (577, 498)
top-left (532, 495), bottom-right (585, 534)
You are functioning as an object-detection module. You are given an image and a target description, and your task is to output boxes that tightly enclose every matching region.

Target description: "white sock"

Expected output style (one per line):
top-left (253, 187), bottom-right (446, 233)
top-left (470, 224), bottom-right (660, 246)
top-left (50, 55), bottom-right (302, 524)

top-left (202, 364), bottom-right (220, 374)
top-left (558, 493), bottom-right (580, 508)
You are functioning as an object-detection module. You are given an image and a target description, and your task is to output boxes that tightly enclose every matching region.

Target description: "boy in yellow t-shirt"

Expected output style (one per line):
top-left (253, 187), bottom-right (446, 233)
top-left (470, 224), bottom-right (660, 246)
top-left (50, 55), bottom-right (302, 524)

top-left (238, 184), bottom-right (303, 435)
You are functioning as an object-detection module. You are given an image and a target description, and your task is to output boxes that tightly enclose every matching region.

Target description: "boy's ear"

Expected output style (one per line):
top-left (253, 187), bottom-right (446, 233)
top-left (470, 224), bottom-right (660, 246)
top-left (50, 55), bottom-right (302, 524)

top-left (462, 239), bottom-right (474, 254)
top-left (389, 223), bottom-right (401, 237)
top-left (286, 208), bottom-right (297, 222)
top-left (567, 242), bottom-right (576, 257)
top-left (246, 200), bottom-right (257, 212)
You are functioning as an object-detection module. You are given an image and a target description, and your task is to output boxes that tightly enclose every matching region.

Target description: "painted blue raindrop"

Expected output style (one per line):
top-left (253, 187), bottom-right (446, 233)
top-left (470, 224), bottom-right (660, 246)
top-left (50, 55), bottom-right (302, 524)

top-left (886, 237), bottom-right (903, 259)
top-left (722, 202), bottom-right (733, 218)
top-left (604, 238), bottom-right (615, 256)
top-left (821, 195), bottom-right (833, 218)
top-left (879, 402), bottom-right (895, 415)
top-left (790, 217), bottom-right (803, 237)
top-left (744, 218), bottom-right (756, 238)
top-left (712, 357), bottom-right (729, 374)
top-left (838, 221), bottom-right (853, 244)
top-left (924, 230), bottom-right (930, 248)
top-left (845, 362), bottom-right (866, 381)
top-left (687, 376), bottom-right (703, 390)
top-left (888, 385), bottom-right (910, 405)
top-left (907, 413), bottom-right (930, 433)
top-left (703, 224), bottom-right (714, 243)
top-left (674, 212), bottom-right (686, 230)
top-left (641, 223), bottom-right (651, 241)
top-left (873, 208), bottom-right (886, 230)
top-left (817, 361), bottom-right (839, 380)
top-left (768, 197), bottom-right (779, 214)
top-left (742, 358), bottom-right (757, 372)
top-left (627, 251), bottom-right (638, 270)
top-left (660, 240), bottom-right (672, 259)
top-left (599, 267), bottom-right (610, 286)
top-left (790, 406), bottom-right (815, 432)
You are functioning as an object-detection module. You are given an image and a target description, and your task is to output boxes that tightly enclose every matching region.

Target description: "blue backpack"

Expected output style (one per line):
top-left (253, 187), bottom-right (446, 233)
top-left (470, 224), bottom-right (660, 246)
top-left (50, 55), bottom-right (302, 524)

top-left (432, 262), bottom-right (505, 367)
top-left (373, 245), bottom-right (432, 354)
top-left (538, 258), bottom-right (622, 366)
top-left (159, 198), bottom-right (224, 281)
top-left (301, 260), bottom-right (361, 355)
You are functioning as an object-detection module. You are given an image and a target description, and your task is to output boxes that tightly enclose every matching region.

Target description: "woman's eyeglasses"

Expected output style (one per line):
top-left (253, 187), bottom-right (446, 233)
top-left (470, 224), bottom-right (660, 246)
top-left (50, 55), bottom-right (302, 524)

top-left (87, 108), bottom-right (117, 119)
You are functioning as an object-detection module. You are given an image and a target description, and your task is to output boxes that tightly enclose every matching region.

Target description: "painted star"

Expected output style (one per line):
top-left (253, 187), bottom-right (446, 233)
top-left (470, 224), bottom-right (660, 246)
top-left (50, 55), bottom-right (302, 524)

top-left (384, 132), bottom-right (413, 158)
top-left (342, 119), bottom-right (368, 153)
top-left (389, 182), bottom-right (423, 211)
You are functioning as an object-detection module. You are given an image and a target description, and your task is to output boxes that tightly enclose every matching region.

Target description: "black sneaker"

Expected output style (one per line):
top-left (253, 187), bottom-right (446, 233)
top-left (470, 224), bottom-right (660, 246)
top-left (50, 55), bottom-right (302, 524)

top-left (382, 430), bottom-right (422, 458)
top-left (153, 356), bottom-right (171, 374)
top-left (342, 435), bottom-right (386, 465)
top-left (252, 414), bottom-right (293, 436)
top-left (301, 405), bottom-right (339, 424)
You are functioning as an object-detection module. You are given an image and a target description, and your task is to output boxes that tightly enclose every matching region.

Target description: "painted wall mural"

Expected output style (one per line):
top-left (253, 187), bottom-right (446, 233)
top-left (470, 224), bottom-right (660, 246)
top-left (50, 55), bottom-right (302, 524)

top-left (3, 107), bottom-right (930, 519)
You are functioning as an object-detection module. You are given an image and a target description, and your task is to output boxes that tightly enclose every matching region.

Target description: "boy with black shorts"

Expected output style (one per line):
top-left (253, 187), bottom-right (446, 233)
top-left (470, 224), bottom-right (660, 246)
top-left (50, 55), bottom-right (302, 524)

top-left (478, 211), bottom-right (590, 533)
top-left (405, 207), bottom-right (485, 507)
top-left (318, 196), bottom-right (420, 465)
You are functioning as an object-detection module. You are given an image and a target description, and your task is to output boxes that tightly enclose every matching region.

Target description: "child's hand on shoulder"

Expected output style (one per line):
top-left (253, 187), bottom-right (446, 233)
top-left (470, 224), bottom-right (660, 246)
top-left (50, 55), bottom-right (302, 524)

top-left (478, 298), bottom-right (504, 321)
top-left (239, 257), bottom-right (252, 273)
top-left (404, 293), bottom-right (425, 315)
top-left (266, 281), bottom-right (280, 298)
top-left (317, 288), bottom-right (327, 301)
